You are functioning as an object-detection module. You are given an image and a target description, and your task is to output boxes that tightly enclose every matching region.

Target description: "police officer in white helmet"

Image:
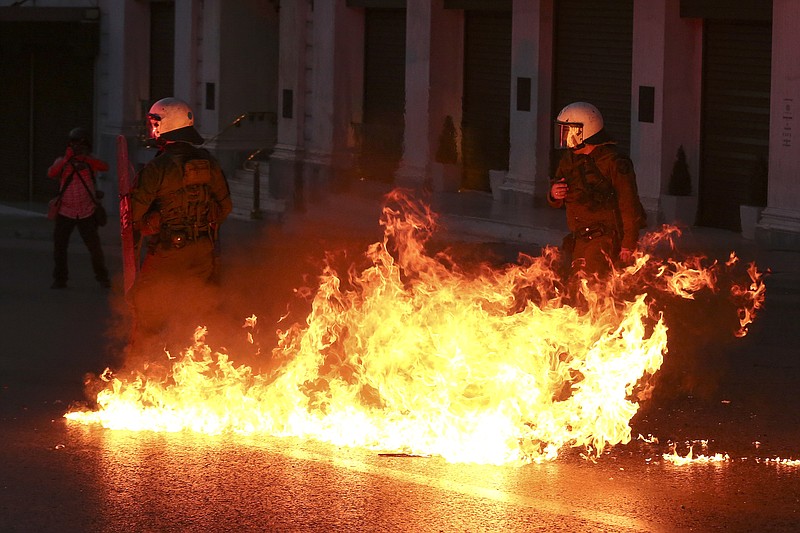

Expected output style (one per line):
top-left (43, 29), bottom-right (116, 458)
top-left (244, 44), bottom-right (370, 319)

top-left (548, 102), bottom-right (646, 278)
top-left (128, 97), bottom-right (232, 361)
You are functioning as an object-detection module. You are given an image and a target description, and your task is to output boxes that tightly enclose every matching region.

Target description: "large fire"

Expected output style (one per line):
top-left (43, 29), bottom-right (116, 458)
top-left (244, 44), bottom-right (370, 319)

top-left (65, 190), bottom-right (765, 465)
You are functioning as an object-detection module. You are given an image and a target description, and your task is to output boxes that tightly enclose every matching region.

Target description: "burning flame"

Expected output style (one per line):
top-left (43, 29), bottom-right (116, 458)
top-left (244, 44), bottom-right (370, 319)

top-left (663, 440), bottom-right (730, 465)
top-left (65, 190), bottom-right (766, 465)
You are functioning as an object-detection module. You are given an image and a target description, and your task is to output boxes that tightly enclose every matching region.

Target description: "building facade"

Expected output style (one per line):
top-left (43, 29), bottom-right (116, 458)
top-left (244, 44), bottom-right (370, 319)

top-left (1, 0), bottom-right (798, 249)
top-left (0, 0), bottom-right (280, 219)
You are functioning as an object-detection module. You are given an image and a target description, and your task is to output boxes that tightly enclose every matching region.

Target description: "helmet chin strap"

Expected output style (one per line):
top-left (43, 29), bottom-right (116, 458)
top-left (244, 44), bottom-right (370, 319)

top-left (143, 136), bottom-right (167, 149)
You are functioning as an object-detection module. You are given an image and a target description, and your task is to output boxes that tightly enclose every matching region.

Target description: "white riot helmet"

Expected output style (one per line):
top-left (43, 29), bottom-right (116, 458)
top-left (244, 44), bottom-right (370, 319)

top-left (147, 97), bottom-right (204, 144)
top-left (554, 102), bottom-right (610, 150)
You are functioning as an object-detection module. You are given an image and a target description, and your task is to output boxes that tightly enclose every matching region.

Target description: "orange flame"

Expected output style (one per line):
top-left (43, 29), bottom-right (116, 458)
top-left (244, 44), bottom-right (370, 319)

top-left (663, 440), bottom-right (731, 465)
top-left (65, 190), bottom-right (766, 465)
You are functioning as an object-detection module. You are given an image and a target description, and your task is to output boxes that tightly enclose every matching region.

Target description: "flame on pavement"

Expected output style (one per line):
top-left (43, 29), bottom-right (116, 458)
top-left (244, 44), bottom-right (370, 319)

top-left (65, 190), bottom-right (765, 465)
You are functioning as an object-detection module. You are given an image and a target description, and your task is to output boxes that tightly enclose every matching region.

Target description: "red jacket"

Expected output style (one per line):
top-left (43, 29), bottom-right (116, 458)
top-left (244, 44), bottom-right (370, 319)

top-left (48, 151), bottom-right (108, 219)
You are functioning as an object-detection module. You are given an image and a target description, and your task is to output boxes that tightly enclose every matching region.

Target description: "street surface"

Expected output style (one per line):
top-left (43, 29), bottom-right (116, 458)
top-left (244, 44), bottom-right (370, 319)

top-left (2, 193), bottom-right (800, 532)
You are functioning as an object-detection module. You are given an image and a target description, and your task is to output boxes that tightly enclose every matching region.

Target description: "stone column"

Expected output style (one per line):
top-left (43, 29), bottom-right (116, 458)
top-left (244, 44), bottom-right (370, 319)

top-left (271, 1), bottom-right (362, 205)
top-left (395, 0), bottom-right (434, 188)
top-left (757, 0), bottom-right (800, 250)
top-left (401, 0), bottom-right (464, 192)
top-left (269, 0), bottom-right (310, 203)
top-left (98, 1), bottom-right (150, 209)
top-left (174, 0), bottom-right (202, 111)
top-left (630, 0), bottom-right (665, 211)
top-left (301, 1), bottom-right (362, 200)
top-left (631, 0), bottom-right (702, 224)
top-left (197, 0), bottom-right (222, 140)
top-left (498, 0), bottom-right (553, 205)
top-left (103, 1), bottom-right (149, 136)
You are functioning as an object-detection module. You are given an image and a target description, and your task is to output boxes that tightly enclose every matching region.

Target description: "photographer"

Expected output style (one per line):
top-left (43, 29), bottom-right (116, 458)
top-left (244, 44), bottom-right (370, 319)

top-left (47, 127), bottom-right (111, 289)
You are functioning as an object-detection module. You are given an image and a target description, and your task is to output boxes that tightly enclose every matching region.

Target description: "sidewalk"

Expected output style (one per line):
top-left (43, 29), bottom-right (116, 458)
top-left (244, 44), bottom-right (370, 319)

top-left (2, 183), bottom-right (799, 292)
top-left (279, 180), bottom-right (800, 291)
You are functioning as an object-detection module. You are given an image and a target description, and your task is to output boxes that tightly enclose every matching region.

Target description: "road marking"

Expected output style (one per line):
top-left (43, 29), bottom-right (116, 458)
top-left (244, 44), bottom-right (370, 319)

top-left (284, 446), bottom-right (667, 532)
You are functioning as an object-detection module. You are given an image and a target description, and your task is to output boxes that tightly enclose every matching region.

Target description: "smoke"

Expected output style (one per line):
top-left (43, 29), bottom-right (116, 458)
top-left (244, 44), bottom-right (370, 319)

top-left (97, 204), bottom-right (384, 381)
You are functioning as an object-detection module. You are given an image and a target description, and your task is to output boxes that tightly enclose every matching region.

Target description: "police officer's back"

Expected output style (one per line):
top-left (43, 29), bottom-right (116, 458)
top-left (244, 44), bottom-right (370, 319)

top-left (128, 97), bottom-right (232, 357)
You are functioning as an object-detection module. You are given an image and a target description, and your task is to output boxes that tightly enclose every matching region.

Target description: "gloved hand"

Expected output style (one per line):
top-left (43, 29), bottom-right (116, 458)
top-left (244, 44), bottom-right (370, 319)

top-left (618, 248), bottom-right (634, 264)
top-left (550, 179), bottom-right (568, 201)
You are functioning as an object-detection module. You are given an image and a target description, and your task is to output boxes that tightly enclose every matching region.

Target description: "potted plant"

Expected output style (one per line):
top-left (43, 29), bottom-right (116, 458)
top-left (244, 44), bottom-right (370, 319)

top-left (661, 146), bottom-right (698, 226)
top-left (430, 115), bottom-right (461, 192)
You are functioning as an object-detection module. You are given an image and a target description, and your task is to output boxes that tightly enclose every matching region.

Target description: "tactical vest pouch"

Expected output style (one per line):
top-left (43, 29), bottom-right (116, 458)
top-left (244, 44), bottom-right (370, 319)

top-left (183, 159), bottom-right (212, 185)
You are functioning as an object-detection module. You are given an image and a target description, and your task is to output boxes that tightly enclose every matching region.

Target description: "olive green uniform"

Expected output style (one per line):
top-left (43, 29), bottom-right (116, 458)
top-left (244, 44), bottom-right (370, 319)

top-left (129, 142), bottom-right (232, 354)
top-left (548, 144), bottom-right (645, 275)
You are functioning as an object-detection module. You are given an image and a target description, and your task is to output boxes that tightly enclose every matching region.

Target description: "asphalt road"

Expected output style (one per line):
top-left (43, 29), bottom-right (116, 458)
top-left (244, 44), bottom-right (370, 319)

top-left (2, 198), bottom-right (800, 532)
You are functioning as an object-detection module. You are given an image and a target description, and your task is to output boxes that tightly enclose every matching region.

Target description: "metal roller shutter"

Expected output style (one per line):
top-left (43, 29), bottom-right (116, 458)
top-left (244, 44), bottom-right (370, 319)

top-left (149, 1), bottom-right (175, 103)
top-left (553, 0), bottom-right (633, 154)
top-left (461, 10), bottom-right (512, 192)
top-left (358, 8), bottom-right (406, 183)
top-left (698, 19), bottom-right (771, 231)
top-left (0, 18), bottom-right (97, 202)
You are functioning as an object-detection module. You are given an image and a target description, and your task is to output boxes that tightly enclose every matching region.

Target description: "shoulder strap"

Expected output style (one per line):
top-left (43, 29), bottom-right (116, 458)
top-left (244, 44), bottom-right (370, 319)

top-left (56, 163), bottom-right (80, 199)
top-left (73, 164), bottom-right (100, 206)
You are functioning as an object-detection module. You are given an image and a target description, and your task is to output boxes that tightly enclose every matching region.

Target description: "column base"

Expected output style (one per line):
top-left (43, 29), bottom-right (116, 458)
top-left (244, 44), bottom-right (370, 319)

top-left (489, 170), bottom-right (536, 205)
top-left (755, 206), bottom-right (800, 251)
top-left (394, 162), bottom-right (429, 190)
top-left (268, 145), bottom-right (304, 206)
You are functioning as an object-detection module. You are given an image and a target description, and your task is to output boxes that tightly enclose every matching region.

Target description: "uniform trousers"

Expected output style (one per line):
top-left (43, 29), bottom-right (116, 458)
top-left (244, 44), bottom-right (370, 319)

top-left (128, 237), bottom-right (218, 359)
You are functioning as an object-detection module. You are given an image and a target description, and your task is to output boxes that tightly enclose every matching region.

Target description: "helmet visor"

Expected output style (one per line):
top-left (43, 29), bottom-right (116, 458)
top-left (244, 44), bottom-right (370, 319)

top-left (147, 113), bottom-right (162, 139)
top-left (554, 121), bottom-right (583, 149)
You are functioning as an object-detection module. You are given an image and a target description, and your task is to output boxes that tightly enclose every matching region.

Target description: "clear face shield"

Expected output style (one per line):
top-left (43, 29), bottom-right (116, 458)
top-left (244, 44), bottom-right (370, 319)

top-left (554, 121), bottom-right (584, 150)
top-left (147, 113), bottom-right (162, 140)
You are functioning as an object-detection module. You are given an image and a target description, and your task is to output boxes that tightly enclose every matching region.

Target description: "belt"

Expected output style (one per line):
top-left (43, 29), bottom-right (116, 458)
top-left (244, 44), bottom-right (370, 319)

top-left (574, 224), bottom-right (607, 241)
top-left (160, 224), bottom-right (212, 249)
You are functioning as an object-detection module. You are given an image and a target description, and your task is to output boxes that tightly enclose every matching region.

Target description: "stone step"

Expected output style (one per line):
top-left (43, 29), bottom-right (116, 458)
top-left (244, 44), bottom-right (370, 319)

top-left (228, 166), bottom-right (286, 221)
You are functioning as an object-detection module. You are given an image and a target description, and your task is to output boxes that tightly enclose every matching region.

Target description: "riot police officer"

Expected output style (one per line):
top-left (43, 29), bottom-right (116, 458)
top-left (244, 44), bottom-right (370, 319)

top-left (129, 97), bottom-right (232, 357)
top-left (548, 102), bottom-right (646, 277)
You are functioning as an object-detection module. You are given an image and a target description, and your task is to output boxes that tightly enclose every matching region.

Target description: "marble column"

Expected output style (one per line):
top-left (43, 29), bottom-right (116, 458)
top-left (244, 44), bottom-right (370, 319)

top-left (757, 0), bottom-right (800, 250)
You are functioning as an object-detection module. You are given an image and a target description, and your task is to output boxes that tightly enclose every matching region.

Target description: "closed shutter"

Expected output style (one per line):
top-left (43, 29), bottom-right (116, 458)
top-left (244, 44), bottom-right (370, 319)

top-left (698, 19), bottom-right (771, 231)
top-left (553, 0), bottom-right (633, 154)
top-left (0, 36), bottom-right (31, 200)
top-left (359, 8), bottom-right (406, 182)
top-left (461, 10), bottom-right (512, 191)
top-left (0, 19), bottom-right (96, 202)
top-left (150, 1), bottom-right (175, 102)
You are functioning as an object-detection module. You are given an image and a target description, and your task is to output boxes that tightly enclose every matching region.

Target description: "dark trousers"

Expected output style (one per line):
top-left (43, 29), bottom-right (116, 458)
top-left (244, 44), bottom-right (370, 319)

top-left (128, 237), bottom-right (217, 360)
top-left (571, 233), bottom-right (619, 276)
top-left (52, 214), bottom-right (109, 283)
